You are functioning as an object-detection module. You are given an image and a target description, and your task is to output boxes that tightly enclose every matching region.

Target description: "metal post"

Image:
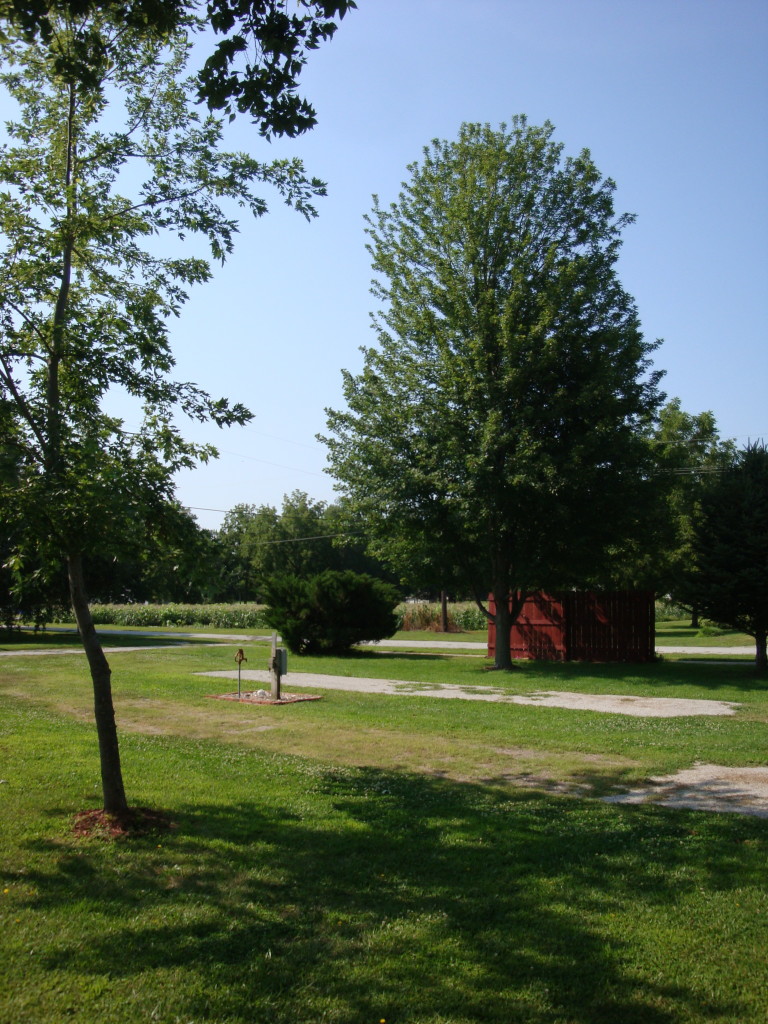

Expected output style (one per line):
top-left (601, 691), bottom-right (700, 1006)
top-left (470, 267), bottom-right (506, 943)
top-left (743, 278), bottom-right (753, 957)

top-left (270, 633), bottom-right (281, 701)
top-left (234, 648), bottom-right (246, 698)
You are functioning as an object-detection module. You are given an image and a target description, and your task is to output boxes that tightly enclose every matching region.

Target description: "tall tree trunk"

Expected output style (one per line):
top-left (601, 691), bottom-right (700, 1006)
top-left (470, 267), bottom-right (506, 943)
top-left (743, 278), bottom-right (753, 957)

top-left (475, 577), bottom-right (525, 670)
top-left (439, 590), bottom-right (449, 633)
top-left (755, 631), bottom-right (767, 676)
top-left (490, 585), bottom-right (526, 670)
top-left (493, 589), bottom-right (513, 670)
top-left (67, 551), bottom-right (128, 814)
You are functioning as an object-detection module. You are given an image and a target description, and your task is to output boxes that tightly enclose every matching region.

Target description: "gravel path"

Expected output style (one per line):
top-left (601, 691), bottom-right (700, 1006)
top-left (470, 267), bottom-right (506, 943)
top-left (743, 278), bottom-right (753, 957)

top-left (200, 669), bottom-right (740, 717)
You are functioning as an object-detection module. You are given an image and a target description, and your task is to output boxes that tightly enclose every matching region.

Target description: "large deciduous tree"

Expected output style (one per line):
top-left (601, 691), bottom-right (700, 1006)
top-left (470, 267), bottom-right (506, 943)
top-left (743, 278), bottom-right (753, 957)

top-left (0, 11), bottom-right (325, 813)
top-left (323, 118), bottom-right (664, 669)
top-left (685, 443), bottom-right (768, 674)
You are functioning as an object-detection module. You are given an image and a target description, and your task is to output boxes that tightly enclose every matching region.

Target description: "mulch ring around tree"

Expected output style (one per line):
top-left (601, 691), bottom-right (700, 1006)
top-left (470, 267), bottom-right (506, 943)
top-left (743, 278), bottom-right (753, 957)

top-left (207, 692), bottom-right (323, 706)
top-left (73, 806), bottom-right (175, 840)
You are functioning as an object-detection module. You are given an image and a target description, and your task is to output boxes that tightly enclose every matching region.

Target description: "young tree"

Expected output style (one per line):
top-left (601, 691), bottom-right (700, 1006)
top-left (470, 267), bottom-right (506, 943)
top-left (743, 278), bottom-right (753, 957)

top-left (323, 118), bottom-right (664, 669)
top-left (685, 443), bottom-right (768, 674)
top-left (0, 12), bottom-right (325, 813)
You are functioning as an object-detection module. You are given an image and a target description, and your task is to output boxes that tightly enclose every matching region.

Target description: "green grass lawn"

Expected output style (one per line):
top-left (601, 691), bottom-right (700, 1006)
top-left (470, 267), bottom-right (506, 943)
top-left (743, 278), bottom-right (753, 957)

top-left (2, 644), bottom-right (767, 1023)
top-left (655, 619), bottom-right (755, 648)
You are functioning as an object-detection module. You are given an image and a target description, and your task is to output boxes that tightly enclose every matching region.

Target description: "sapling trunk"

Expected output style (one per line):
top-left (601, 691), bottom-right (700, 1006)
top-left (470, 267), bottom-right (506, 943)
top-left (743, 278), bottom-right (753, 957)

top-left (67, 552), bottom-right (128, 814)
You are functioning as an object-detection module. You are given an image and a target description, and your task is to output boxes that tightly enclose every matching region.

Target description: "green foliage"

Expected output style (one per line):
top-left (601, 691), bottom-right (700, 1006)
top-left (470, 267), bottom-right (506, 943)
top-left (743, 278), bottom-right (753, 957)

top-left (262, 569), bottom-right (400, 653)
top-left (655, 597), bottom-right (691, 621)
top-left (0, 9), bottom-right (328, 811)
top-left (622, 398), bottom-right (737, 595)
top-left (0, 14), bottom-right (327, 569)
top-left (697, 621), bottom-right (729, 638)
top-left (323, 117), bottom-right (664, 668)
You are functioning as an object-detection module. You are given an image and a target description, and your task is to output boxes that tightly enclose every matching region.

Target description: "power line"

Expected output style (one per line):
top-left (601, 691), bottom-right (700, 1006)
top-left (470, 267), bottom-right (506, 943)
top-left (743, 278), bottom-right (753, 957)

top-left (186, 508), bottom-right (362, 545)
top-left (215, 449), bottom-right (326, 477)
top-left (248, 531), bottom-right (364, 547)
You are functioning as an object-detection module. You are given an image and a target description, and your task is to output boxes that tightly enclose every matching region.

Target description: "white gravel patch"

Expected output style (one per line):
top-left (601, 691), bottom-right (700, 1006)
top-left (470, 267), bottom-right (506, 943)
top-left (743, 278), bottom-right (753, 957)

top-left (199, 671), bottom-right (740, 717)
top-left (510, 690), bottom-right (739, 717)
top-left (604, 764), bottom-right (768, 818)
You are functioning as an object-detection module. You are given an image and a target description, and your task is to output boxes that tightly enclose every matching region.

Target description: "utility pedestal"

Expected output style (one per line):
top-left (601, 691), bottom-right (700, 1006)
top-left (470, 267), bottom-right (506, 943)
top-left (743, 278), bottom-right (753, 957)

top-left (269, 633), bottom-right (287, 701)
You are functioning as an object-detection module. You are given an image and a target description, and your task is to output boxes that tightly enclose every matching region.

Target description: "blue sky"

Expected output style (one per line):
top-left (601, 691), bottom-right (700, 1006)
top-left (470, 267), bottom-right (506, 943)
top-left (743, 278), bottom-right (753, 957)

top-left (49, 1), bottom-right (768, 529)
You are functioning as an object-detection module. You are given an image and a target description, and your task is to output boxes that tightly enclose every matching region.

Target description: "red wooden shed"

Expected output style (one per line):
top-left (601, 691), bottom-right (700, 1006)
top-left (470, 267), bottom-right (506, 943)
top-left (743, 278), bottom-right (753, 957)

top-left (487, 591), bottom-right (655, 662)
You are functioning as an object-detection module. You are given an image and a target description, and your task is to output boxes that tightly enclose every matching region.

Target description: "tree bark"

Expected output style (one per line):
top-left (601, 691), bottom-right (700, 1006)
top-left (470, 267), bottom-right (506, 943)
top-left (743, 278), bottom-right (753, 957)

top-left (67, 551), bottom-right (128, 814)
top-left (493, 591), bottom-right (513, 670)
top-left (490, 586), bottom-right (526, 670)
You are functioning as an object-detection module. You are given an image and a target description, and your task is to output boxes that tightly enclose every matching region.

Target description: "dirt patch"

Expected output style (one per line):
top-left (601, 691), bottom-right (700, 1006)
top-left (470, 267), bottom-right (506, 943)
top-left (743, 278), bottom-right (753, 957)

top-left (73, 806), bottom-right (174, 839)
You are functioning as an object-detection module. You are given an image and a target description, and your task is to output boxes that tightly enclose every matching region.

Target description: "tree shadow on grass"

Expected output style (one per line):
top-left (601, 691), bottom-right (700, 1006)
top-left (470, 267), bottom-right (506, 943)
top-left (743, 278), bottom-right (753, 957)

top-left (513, 657), bottom-right (766, 696)
top-left (15, 765), bottom-right (765, 1023)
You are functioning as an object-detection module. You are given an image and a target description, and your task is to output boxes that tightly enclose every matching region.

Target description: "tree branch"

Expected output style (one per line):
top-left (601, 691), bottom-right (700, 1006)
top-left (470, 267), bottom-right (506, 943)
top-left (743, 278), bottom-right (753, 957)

top-left (0, 352), bottom-right (47, 450)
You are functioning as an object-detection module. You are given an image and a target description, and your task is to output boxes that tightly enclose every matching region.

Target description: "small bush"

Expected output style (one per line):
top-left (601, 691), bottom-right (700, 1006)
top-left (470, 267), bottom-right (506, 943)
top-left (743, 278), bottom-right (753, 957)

top-left (262, 571), bottom-right (400, 654)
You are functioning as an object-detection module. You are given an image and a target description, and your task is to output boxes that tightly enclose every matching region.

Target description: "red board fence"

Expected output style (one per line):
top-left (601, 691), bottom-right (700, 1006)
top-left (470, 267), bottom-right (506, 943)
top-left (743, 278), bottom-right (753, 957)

top-left (487, 591), bottom-right (655, 663)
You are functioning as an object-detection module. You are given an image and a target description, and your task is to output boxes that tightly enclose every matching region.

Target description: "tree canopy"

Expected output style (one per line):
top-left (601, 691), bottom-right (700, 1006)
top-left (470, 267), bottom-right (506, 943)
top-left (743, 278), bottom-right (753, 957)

top-left (0, 0), bottom-right (357, 137)
top-left (323, 118), bottom-right (665, 668)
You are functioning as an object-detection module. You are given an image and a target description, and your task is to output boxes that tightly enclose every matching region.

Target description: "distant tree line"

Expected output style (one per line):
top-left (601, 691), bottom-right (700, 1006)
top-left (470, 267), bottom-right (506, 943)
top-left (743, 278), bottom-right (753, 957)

top-left (213, 490), bottom-right (398, 602)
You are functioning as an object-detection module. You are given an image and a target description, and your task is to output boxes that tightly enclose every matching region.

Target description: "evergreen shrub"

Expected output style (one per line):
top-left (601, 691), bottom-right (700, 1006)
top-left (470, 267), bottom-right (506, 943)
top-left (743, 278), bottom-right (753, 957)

top-left (262, 570), bottom-right (400, 654)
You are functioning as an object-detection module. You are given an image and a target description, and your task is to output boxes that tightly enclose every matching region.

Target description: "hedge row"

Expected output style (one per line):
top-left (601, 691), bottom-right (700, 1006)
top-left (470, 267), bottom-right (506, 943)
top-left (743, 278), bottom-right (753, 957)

top-left (69, 603), bottom-right (271, 629)
top-left (43, 598), bottom-right (683, 632)
top-left (51, 600), bottom-right (490, 632)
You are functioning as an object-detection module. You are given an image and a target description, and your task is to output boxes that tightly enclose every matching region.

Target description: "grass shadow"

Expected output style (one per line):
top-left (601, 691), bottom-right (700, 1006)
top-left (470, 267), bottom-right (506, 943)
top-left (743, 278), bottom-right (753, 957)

top-left (510, 657), bottom-right (766, 695)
